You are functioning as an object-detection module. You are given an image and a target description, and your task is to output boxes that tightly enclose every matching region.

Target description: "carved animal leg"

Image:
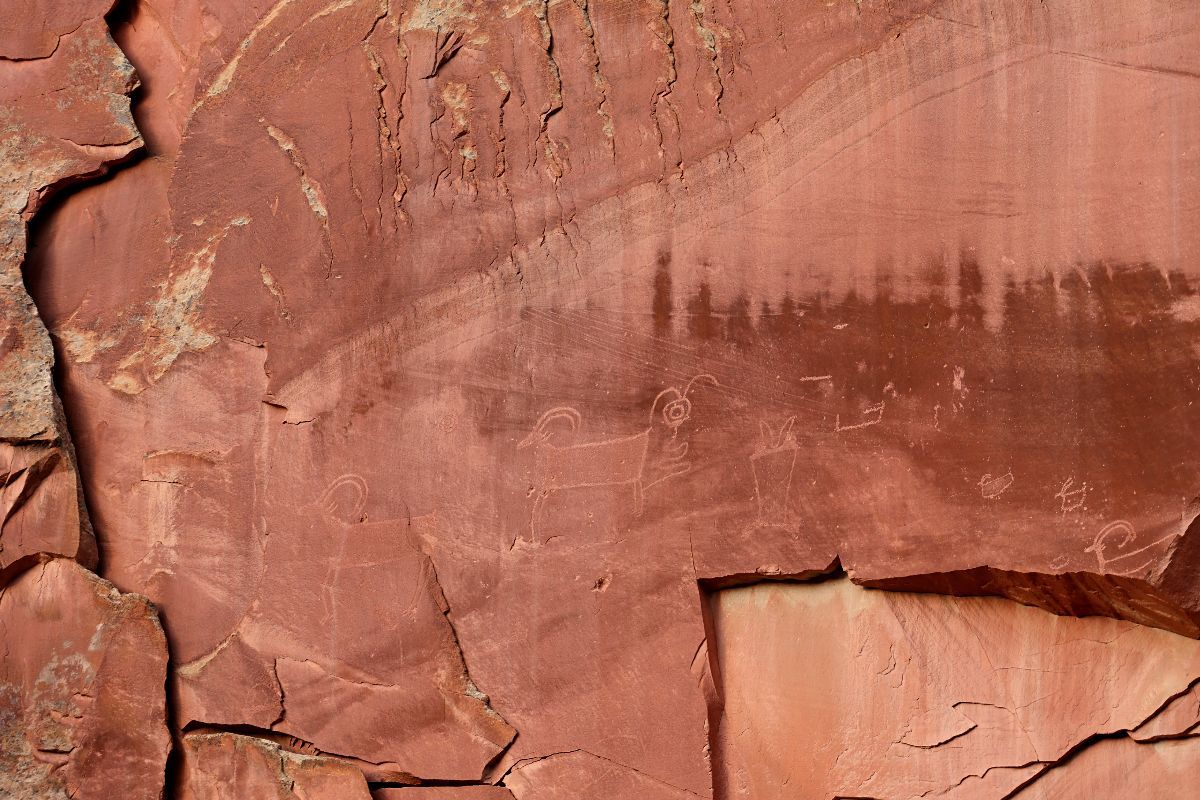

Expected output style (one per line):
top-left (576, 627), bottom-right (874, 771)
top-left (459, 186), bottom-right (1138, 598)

top-left (528, 489), bottom-right (551, 541)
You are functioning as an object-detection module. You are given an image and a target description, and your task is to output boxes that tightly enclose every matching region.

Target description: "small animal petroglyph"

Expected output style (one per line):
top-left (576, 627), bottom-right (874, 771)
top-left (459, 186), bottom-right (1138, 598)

top-left (518, 375), bottom-right (718, 534)
top-left (835, 401), bottom-right (885, 432)
top-left (1085, 519), bottom-right (1177, 576)
top-left (978, 472), bottom-right (1014, 499)
top-left (1055, 477), bottom-right (1088, 515)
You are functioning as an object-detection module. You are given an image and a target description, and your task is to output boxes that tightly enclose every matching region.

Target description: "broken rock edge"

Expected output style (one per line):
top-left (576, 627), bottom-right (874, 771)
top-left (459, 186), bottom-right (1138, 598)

top-left (697, 562), bottom-right (1200, 800)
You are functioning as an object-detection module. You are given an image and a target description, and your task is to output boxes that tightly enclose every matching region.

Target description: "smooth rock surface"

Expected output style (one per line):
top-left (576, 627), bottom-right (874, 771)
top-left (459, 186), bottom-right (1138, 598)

top-left (1009, 735), bottom-right (1200, 799)
top-left (0, 558), bottom-right (170, 800)
top-left (1132, 681), bottom-right (1200, 741)
top-left (710, 578), bottom-right (1200, 799)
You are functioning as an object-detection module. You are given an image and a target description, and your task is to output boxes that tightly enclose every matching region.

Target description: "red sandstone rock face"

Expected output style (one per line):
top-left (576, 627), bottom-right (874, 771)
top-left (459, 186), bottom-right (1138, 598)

top-left (504, 749), bottom-right (702, 800)
top-left (711, 579), bottom-right (1200, 798)
top-left (171, 509), bottom-right (515, 781)
top-left (0, 0), bottom-right (140, 574)
top-left (2, 0), bottom-right (1199, 797)
top-left (177, 732), bottom-right (373, 799)
top-left (1009, 735), bottom-right (1200, 798)
top-left (373, 787), bottom-right (515, 800)
top-left (0, 558), bottom-right (170, 800)
top-left (0, 8), bottom-right (164, 793)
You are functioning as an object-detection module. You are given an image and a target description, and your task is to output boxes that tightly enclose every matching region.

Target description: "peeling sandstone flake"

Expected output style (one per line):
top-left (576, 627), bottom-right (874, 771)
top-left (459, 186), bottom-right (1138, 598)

top-left (177, 732), bottom-right (372, 800)
top-left (0, 435), bottom-right (95, 578)
top-left (504, 750), bottom-right (698, 800)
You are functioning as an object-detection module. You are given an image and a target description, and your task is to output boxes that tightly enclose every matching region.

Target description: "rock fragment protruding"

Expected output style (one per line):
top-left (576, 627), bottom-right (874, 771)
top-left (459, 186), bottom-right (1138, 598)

top-left (178, 732), bottom-right (373, 800)
top-left (0, 559), bottom-right (170, 800)
top-left (0, 0), bottom-right (142, 575)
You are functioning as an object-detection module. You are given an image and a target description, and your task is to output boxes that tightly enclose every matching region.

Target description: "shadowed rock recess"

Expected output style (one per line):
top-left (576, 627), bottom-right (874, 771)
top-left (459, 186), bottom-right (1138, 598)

top-left (1, 0), bottom-right (1197, 797)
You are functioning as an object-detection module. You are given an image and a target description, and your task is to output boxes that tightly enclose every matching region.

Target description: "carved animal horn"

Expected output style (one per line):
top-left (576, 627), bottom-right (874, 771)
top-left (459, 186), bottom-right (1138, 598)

top-left (519, 406), bottom-right (581, 448)
top-left (1086, 520), bottom-right (1137, 554)
top-left (778, 416), bottom-right (796, 443)
top-left (683, 373), bottom-right (719, 397)
top-left (320, 474), bottom-right (368, 522)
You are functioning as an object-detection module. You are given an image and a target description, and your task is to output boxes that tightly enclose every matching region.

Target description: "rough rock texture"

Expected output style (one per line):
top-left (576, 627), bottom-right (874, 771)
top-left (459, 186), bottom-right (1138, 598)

top-left (2, 0), bottom-right (1198, 797)
top-left (711, 579), bottom-right (1200, 799)
top-left (171, 510), bottom-right (515, 781)
top-left (0, 0), bottom-right (140, 575)
top-left (0, 558), bottom-right (170, 800)
top-left (0, 5), bottom-right (167, 796)
top-left (177, 732), bottom-right (373, 799)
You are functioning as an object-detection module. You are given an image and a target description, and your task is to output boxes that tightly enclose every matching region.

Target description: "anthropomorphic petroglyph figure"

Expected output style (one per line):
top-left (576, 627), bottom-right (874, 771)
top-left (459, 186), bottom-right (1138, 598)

top-left (1056, 476), bottom-right (1089, 515)
top-left (518, 375), bottom-right (717, 534)
top-left (750, 416), bottom-right (800, 525)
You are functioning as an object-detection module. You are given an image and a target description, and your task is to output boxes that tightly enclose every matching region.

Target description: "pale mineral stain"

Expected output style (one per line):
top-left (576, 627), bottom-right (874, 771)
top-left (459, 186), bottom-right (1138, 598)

top-left (56, 325), bottom-right (119, 364)
top-left (403, 0), bottom-right (476, 32)
top-left (265, 124), bottom-right (329, 222)
top-left (206, 0), bottom-right (302, 98)
top-left (105, 222), bottom-right (244, 394)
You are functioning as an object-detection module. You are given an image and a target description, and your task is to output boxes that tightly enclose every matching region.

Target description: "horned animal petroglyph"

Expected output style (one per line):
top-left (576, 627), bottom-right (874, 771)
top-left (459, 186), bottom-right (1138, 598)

top-left (518, 375), bottom-right (718, 535)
